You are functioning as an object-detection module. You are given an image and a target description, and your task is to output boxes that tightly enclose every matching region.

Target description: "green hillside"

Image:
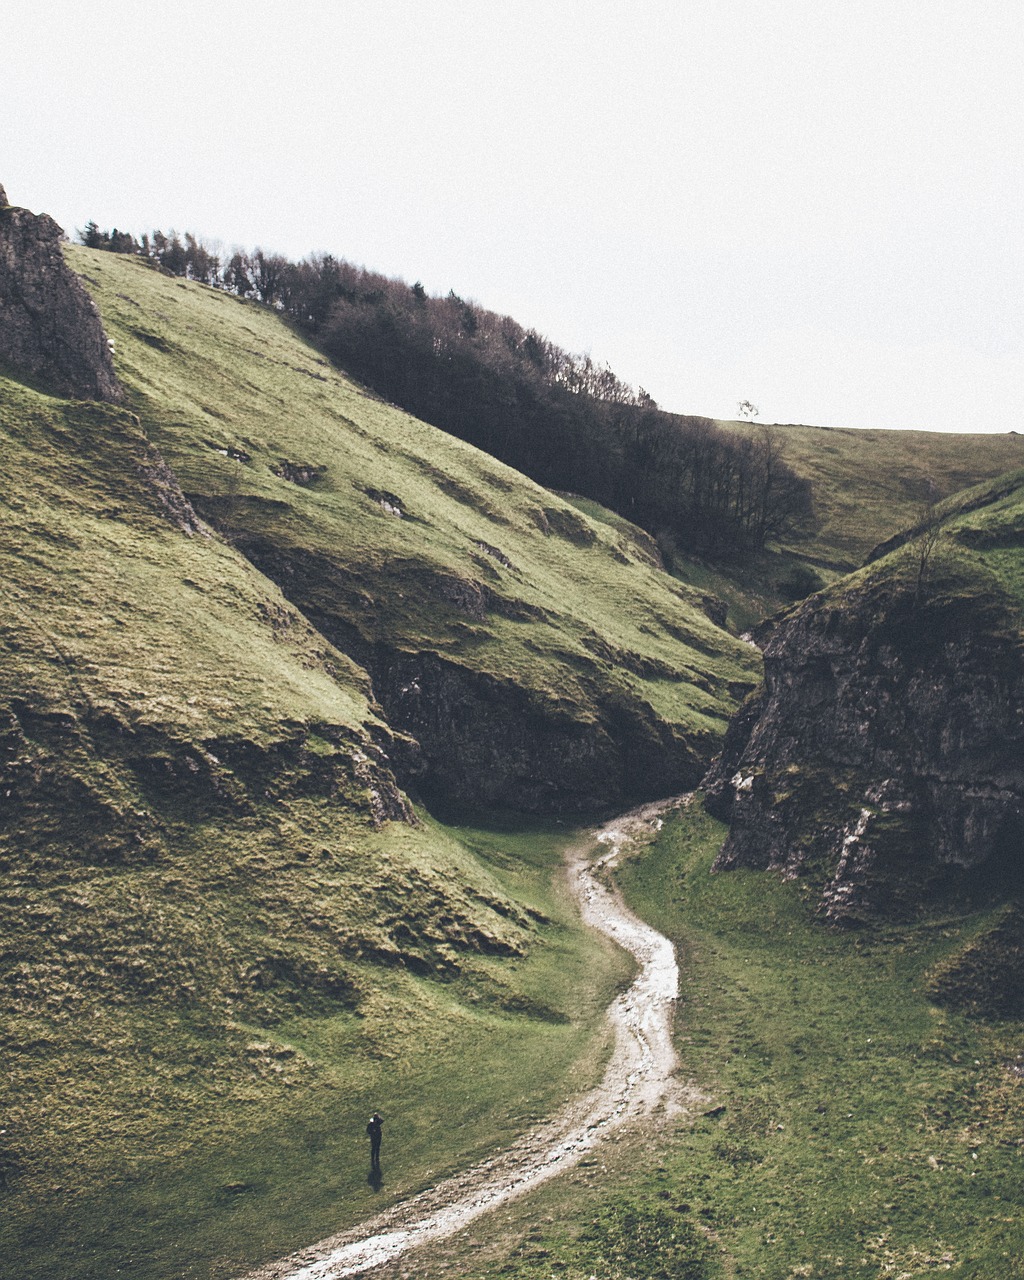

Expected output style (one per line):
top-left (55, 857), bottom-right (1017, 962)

top-left (815, 460), bottom-right (1024, 649)
top-left (76, 246), bottom-right (759, 809)
top-left (0, 247), bottom-right (758, 1279)
top-left (722, 418), bottom-right (1024, 570)
top-left (657, 416), bottom-right (1024, 630)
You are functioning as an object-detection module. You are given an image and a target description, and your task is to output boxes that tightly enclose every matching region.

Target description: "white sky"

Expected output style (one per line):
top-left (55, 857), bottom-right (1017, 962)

top-left (5, 0), bottom-right (1022, 431)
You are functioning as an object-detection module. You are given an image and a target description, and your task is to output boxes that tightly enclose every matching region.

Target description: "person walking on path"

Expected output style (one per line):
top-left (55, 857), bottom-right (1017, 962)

top-left (366, 1112), bottom-right (384, 1168)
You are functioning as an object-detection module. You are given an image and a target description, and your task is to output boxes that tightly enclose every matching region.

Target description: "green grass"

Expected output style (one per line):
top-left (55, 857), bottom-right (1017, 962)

top-left (0, 812), bottom-right (632, 1280)
top-left (72, 246), bottom-right (759, 754)
top-left (407, 801), bottom-right (1024, 1280)
top-left (620, 802), bottom-right (1024, 1279)
top-left (6, 239), bottom-right (1019, 1280)
top-left (557, 422), bottom-right (1022, 630)
top-left (663, 544), bottom-right (838, 634)
top-left (0, 315), bottom-right (648, 1275)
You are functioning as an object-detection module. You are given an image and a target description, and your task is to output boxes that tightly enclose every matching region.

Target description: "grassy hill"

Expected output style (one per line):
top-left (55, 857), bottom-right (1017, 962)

top-left (658, 416), bottom-right (1024, 629)
top-left (76, 247), bottom-right (759, 810)
top-left (736, 419), bottom-right (1024, 569)
top-left (0, 248), bottom-right (759, 1279)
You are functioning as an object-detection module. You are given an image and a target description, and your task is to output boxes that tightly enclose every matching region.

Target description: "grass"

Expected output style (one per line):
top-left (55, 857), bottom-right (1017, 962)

top-left (72, 246), bottom-right (760, 760)
top-left (0, 812), bottom-right (632, 1280)
top-left (553, 422), bottom-right (1022, 631)
top-left (407, 801), bottom-right (1024, 1280)
top-left (0, 367), bottom-right (634, 1275)
top-left (615, 801), bottom-right (1024, 1278)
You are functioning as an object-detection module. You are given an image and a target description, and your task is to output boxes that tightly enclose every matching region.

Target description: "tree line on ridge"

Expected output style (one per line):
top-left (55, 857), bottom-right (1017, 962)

top-left (78, 222), bottom-right (813, 556)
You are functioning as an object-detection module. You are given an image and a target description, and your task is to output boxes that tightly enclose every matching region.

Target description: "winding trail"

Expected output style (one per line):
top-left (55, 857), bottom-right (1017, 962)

top-left (244, 796), bottom-right (688, 1280)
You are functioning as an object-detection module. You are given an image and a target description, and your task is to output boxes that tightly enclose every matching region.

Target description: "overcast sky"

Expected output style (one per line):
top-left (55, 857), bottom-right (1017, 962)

top-left (5, 1), bottom-right (1022, 431)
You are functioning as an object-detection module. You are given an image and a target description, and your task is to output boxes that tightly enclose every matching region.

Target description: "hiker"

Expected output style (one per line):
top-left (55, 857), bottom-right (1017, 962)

top-left (366, 1111), bottom-right (383, 1166)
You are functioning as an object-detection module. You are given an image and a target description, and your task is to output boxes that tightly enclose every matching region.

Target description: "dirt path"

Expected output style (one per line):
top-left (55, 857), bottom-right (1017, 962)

top-left (243, 796), bottom-right (689, 1280)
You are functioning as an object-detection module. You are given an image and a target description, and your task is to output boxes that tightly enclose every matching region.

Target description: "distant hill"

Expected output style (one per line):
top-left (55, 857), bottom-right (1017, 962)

top-left (658, 415), bottom-right (1024, 628)
top-left (718, 417), bottom-right (1024, 569)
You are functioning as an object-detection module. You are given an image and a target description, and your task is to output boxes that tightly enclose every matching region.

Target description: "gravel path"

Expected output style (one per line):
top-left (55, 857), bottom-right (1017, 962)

top-left (242, 797), bottom-right (687, 1280)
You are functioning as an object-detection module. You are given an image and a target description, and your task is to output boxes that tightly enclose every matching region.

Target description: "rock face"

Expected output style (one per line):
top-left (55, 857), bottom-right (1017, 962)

top-left (218, 531), bottom-right (708, 813)
top-left (703, 574), bottom-right (1024, 924)
top-left (368, 648), bottom-right (705, 812)
top-left (0, 184), bottom-right (122, 402)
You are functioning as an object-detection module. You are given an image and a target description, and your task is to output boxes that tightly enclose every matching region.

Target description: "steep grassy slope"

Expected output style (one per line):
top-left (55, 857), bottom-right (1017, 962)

top-left (0, 370), bottom-right (641, 1278)
top-left (74, 247), bottom-right (759, 809)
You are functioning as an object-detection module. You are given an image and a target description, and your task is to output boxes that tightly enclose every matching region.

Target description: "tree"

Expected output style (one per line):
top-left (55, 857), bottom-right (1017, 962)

top-left (223, 251), bottom-right (253, 297)
top-left (78, 221), bottom-right (107, 249)
top-left (249, 249), bottom-right (288, 305)
top-left (184, 233), bottom-right (220, 285)
top-left (912, 478), bottom-right (944, 601)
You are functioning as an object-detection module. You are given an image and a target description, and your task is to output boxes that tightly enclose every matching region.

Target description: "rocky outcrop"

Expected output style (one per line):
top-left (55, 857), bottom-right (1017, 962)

top-left (203, 529), bottom-right (709, 813)
top-left (0, 184), bottom-right (122, 402)
top-left (369, 648), bottom-right (705, 811)
top-left (704, 573), bottom-right (1024, 924)
top-left (0, 700), bottom-right (415, 871)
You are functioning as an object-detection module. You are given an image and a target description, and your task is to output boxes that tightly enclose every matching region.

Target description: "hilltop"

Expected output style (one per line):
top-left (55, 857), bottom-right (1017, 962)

top-left (72, 222), bottom-right (1024, 631)
top-left (652, 415), bottom-right (1023, 628)
top-left (720, 417), bottom-right (1024, 570)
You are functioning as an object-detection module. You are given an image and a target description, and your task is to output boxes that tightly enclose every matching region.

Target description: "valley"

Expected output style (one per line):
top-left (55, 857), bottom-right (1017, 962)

top-left (1, 187), bottom-right (1022, 1279)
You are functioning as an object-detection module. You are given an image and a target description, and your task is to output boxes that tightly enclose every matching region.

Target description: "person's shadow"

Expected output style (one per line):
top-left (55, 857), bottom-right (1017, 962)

top-left (367, 1165), bottom-right (383, 1193)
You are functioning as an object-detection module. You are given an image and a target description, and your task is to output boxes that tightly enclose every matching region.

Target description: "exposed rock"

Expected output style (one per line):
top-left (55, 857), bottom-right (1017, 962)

top-left (370, 649), bottom-right (705, 811)
top-left (0, 185), bottom-right (123, 402)
top-left (273, 461), bottom-right (327, 487)
top-left (703, 574), bottom-right (1024, 924)
top-left (194, 528), bottom-right (708, 812)
top-left (698, 593), bottom-right (729, 629)
top-left (136, 439), bottom-right (205, 535)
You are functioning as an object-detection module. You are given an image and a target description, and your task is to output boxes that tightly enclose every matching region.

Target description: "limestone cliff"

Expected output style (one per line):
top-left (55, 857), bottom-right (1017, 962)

top-left (0, 184), bottom-right (122, 402)
top-left (704, 528), bottom-right (1024, 926)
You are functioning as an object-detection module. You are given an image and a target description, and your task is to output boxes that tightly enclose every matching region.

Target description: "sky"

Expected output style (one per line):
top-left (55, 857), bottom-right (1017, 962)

top-left (4, 0), bottom-right (1022, 432)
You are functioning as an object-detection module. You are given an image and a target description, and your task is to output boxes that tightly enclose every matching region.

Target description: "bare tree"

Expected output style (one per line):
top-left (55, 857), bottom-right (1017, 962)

top-left (913, 478), bottom-right (944, 601)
